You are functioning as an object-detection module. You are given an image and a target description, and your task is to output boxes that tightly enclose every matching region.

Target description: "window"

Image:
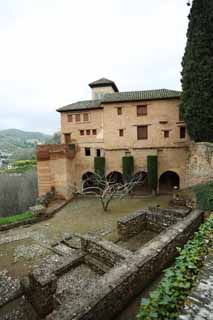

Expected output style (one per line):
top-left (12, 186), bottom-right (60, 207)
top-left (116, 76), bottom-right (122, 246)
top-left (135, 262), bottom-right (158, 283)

top-left (85, 147), bottom-right (91, 156)
top-left (67, 114), bottom-right (73, 122)
top-left (83, 113), bottom-right (89, 122)
top-left (86, 129), bottom-right (90, 135)
top-left (64, 133), bottom-right (71, 144)
top-left (137, 125), bottom-right (148, 140)
top-left (137, 105), bottom-right (147, 116)
top-left (117, 107), bottom-right (122, 115)
top-left (180, 126), bottom-right (186, 139)
top-left (164, 130), bottom-right (170, 138)
top-left (96, 149), bottom-right (101, 157)
top-left (75, 114), bottom-right (80, 122)
top-left (80, 130), bottom-right (84, 136)
top-left (92, 129), bottom-right (97, 135)
top-left (119, 129), bottom-right (124, 136)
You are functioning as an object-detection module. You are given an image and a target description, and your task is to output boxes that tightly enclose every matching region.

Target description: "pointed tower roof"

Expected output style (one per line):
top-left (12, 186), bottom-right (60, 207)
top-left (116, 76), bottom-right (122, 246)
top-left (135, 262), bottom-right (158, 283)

top-left (89, 78), bottom-right (119, 92)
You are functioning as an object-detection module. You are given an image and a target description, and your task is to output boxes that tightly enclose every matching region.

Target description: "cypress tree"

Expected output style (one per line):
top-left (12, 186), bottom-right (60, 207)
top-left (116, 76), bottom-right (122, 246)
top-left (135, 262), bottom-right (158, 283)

top-left (180, 0), bottom-right (213, 142)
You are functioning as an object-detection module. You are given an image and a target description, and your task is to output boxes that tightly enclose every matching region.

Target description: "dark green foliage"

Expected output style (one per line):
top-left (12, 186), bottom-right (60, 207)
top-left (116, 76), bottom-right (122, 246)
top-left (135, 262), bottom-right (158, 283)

top-left (147, 156), bottom-right (158, 192)
top-left (180, 0), bottom-right (213, 142)
top-left (122, 156), bottom-right (134, 182)
top-left (191, 182), bottom-right (213, 211)
top-left (94, 157), bottom-right (105, 177)
top-left (137, 214), bottom-right (213, 319)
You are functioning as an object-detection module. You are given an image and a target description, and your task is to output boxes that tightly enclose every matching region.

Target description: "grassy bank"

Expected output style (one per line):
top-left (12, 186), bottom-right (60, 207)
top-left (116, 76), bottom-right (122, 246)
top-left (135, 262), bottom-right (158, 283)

top-left (0, 211), bottom-right (33, 225)
top-left (137, 213), bottom-right (213, 320)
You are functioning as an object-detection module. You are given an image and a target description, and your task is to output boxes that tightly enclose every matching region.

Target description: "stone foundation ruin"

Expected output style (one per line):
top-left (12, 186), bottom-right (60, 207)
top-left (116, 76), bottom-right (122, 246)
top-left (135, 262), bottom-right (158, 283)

top-left (0, 207), bottom-right (203, 320)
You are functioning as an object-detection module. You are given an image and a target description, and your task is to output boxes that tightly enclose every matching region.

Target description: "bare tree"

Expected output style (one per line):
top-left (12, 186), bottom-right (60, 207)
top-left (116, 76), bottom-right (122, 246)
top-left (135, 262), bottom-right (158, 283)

top-left (69, 172), bottom-right (144, 212)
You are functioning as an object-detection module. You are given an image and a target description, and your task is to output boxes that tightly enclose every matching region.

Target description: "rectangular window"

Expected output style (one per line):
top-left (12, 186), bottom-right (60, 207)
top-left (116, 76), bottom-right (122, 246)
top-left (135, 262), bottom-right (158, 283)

top-left (64, 133), bottom-right (71, 144)
top-left (85, 147), bottom-right (91, 156)
top-left (117, 107), bottom-right (122, 115)
top-left (80, 130), bottom-right (84, 136)
top-left (67, 114), bottom-right (73, 122)
top-left (164, 130), bottom-right (170, 138)
top-left (137, 125), bottom-right (148, 140)
top-left (119, 129), bottom-right (124, 136)
top-left (137, 105), bottom-right (147, 116)
top-left (180, 126), bottom-right (186, 139)
top-left (92, 129), bottom-right (97, 135)
top-left (75, 114), bottom-right (80, 122)
top-left (86, 129), bottom-right (90, 135)
top-left (83, 113), bottom-right (89, 122)
top-left (96, 149), bottom-right (101, 157)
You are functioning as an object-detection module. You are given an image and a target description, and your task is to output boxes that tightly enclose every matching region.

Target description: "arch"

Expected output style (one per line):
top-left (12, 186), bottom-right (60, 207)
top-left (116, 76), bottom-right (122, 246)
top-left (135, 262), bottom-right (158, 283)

top-left (159, 171), bottom-right (180, 194)
top-left (82, 171), bottom-right (97, 190)
top-left (106, 171), bottom-right (124, 184)
top-left (132, 171), bottom-right (149, 195)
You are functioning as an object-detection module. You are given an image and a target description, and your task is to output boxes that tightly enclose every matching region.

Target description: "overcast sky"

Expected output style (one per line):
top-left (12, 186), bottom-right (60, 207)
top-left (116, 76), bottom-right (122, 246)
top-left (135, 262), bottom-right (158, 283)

top-left (0, 0), bottom-right (190, 134)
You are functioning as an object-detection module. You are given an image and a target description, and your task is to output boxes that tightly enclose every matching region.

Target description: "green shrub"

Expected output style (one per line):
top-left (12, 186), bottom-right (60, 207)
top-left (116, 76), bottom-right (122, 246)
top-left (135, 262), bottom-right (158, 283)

top-left (190, 182), bottom-right (213, 211)
top-left (137, 214), bottom-right (213, 320)
top-left (0, 211), bottom-right (33, 225)
top-left (122, 156), bottom-right (134, 182)
top-left (147, 156), bottom-right (158, 193)
top-left (94, 157), bottom-right (105, 178)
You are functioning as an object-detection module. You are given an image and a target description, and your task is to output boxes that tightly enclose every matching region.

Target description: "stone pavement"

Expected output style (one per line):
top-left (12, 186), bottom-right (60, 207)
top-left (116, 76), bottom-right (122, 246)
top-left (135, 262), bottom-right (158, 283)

top-left (179, 242), bottom-right (213, 320)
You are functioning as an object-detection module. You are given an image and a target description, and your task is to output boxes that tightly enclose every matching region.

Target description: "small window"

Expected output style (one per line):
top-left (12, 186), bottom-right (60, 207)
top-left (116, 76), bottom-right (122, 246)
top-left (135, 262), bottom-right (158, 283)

top-left (117, 107), bottom-right (122, 115)
top-left (137, 105), bottom-right (147, 116)
top-left (75, 114), bottom-right (80, 122)
top-left (83, 113), bottom-right (89, 122)
top-left (180, 126), bottom-right (186, 139)
top-left (119, 129), bottom-right (124, 137)
top-left (67, 114), bottom-right (73, 122)
top-left (80, 130), bottom-right (84, 136)
top-left (137, 125), bottom-right (148, 140)
top-left (96, 149), bottom-right (101, 157)
top-left (92, 129), bottom-right (97, 135)
top-left (164, 130), bottom-right (170, 138)
top-left (86, 129), bottom-right (90, 135)
top-left (85, 147), bottom-right (91, 156)
top-left (64, 133), bottom-right (71, 144)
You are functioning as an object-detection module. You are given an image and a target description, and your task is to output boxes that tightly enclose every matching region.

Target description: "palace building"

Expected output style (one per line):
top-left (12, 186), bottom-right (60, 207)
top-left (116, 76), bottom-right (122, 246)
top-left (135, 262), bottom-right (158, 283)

top-left (37, 78), bottom-right (191, 198)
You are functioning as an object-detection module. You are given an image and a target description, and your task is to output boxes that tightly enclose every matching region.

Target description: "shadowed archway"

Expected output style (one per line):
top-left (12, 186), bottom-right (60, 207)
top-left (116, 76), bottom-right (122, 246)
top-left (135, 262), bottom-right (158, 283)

top-left (132, 171), bottom-right (149, 195)
top-left (82, 171), bottom-right (97, 190)
top-left (159, 171), bottom-right (180, 194)
top-left (106, 171), bottom-right (124, 184)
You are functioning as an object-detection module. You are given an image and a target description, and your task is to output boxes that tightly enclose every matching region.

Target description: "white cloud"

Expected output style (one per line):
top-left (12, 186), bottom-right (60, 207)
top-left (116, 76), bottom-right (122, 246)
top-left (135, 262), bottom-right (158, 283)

top-left (0, 0), bottom-right (190, 133)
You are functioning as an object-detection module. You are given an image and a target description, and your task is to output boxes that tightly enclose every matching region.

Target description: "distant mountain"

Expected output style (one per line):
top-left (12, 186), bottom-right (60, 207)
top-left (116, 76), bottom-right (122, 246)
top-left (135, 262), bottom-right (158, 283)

top-left (0, 129), bottom-right (52, 159)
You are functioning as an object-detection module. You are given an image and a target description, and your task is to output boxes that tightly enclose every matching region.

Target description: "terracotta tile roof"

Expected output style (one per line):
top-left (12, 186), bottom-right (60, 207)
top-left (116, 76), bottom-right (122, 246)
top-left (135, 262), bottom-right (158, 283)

top-left (57, 89), bottom-right (181, 112)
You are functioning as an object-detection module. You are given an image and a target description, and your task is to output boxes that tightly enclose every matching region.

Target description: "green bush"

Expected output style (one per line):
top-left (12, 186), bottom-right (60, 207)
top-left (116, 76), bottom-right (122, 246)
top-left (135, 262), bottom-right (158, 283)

top-left (122, 156), bottom-right (134, 182)
top-left (147, 156), bottom-right (158, 193)
top-left (190, 182), bottom-right (213, 211)
top-left (137, 214), bottom-right (213, 320)
top-left (94, 157), bottom-right (105, 177)
top-left (0, 211), bottom-right (33, 225)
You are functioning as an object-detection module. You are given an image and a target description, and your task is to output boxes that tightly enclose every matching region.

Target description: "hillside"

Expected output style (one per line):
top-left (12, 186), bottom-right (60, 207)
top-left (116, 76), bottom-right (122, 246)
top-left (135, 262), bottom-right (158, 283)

top-left (0, 129), bottom-right (51, 160)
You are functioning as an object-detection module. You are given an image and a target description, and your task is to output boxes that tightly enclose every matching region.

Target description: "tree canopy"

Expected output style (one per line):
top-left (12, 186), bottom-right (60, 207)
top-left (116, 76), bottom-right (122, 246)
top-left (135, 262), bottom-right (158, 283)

top-left (180, 0), bottom-right (213, 142)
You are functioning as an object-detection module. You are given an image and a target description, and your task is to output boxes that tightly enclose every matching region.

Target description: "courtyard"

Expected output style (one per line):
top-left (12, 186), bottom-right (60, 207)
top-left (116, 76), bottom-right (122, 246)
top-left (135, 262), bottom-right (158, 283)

top-left (0, 195), bottom-right (171, 279)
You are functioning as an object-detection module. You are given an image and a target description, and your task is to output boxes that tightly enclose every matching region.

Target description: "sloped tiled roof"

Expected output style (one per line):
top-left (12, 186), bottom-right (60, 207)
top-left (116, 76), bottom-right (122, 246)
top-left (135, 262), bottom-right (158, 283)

top-left (57, 89), bottom-right (181, 112)
top-left (89, 78), bottom-right (119, 92)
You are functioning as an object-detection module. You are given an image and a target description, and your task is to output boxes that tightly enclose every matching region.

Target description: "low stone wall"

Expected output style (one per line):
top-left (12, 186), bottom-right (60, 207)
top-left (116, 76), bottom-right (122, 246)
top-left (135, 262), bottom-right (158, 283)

top-left (81, 236), bottom-right (132, 267)
top-left (47, 209), bottom-right (203, 320)
top-left (117, 207), bottom-right (191, 240)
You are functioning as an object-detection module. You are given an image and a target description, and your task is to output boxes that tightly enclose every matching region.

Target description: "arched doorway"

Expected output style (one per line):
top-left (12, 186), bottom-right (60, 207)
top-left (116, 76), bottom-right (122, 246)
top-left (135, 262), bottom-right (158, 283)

top-left (159, 171), bottom-right (180, 193)
top-left (106, 171), bottom-right (124, 184)
top-left (132, 171), bottom-right (149, 195)
top-left (82, 171), bottom-right (97, 190)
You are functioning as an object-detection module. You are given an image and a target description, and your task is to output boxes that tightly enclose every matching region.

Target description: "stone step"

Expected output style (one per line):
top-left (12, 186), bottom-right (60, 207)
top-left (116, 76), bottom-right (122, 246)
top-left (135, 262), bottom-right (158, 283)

top-left (84, 255), bottom-right (111, 275)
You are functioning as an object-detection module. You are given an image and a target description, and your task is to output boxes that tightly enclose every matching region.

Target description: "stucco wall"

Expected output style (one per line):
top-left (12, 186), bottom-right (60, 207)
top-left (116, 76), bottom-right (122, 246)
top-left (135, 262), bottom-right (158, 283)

top-left (186, 142), bottom-right (213, 187)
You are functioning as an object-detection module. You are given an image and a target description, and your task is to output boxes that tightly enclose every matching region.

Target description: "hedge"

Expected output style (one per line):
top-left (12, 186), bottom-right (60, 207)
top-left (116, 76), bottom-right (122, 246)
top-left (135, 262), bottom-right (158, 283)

top-left (147, 156), bottom-right (158, 193)
top-left (193, 182), bottom-right (213, 211)
top-left (137, 214), bottom-right (213, 320)
top-left (122, 156), bottom-right (134, 182)
top-left (94, 157), bottom-right (105, 178)
top-left (0, 211), bottom-right (33, 225)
